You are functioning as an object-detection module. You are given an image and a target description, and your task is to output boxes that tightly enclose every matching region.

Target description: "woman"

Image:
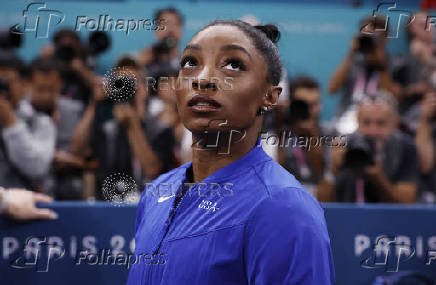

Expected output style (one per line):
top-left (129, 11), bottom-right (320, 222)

top-left (127, 20), bottom-right (335, 284)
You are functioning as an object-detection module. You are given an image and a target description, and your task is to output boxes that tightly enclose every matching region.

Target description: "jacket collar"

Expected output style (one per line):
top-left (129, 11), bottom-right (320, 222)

top-left (182, 139), bottom-right (271, 183)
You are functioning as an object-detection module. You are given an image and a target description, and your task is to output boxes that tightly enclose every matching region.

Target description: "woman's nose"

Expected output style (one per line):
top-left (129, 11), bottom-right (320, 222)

top-left (192, 79), bottom-right (217, 91)
top-left (191, 65), bottom-right (218, 91)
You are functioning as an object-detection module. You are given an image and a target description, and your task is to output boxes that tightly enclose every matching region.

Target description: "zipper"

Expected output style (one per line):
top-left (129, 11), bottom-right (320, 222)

top-left (153, 207), bottom-right (177, 255)
top-left (148, 182), bottom-right (193, 283)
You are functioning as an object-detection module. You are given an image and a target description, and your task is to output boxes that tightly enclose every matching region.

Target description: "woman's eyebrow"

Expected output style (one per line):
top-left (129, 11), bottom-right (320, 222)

top-left (184, 44), bottom-right (201, 52)
top-left (220, 44), bottom-right (251, 57)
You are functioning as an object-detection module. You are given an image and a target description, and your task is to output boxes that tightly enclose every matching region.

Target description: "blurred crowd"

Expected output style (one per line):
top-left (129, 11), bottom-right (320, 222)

top-left (1, 8), bottom-right (436, 204)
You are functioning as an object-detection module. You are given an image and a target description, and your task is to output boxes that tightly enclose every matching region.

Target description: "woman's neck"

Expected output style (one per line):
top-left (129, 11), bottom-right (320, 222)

top-left (190, 124), bottom-right (260, 183)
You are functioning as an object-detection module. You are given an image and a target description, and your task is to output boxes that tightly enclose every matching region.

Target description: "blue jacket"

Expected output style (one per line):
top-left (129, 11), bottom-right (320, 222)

top-left (127, 143), bottom-right (335, 284)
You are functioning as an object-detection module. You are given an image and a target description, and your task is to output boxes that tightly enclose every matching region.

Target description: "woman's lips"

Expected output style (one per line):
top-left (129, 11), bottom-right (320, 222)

top-left (187, 94), bottom-right (221, 113)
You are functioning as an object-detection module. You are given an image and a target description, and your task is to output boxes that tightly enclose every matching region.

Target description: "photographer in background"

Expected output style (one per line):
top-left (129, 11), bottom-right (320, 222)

top-left (415, 91), bottom-right (436, 203)
top-left (391, 12), bottom-right (436, 132)
top-left (40, 29), bottom-right (95, 106)
top-left (71, 57), bottom-right (175, 200)
top-left (278, 76), bottom-right (325, 196)
top-left (0, 52), bottom-right (56, 191)
top-left (329, 15), bottom-right (401, 135)
top-left (29, 57), bottom-right (90, 200)
top-left (139, 7), bottom-right (184, 75)
top-left (318, 92), bottom-right (418, 203)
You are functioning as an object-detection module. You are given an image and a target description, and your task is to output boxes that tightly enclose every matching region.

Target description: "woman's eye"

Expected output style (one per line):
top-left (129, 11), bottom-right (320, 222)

top-left (180, 56), bottom-right (197, 68)
top-left (223, 59), bottom-right (245, 71)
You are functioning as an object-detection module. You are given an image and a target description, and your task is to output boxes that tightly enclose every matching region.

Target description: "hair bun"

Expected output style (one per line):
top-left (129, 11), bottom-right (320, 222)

top-left (254, 24), bottom-right (280, 44)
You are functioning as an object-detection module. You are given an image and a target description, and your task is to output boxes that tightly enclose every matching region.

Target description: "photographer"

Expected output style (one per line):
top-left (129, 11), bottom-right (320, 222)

top-left (139, 7), bottom-right (184, 74)
top-left (41, 29), bottom-right (95, 106)
top-left (0, 52), bottom-right (56, 191)
top-left (71, 57), bottom-right (175, 200)
top-left (391, 11), bottom-right (436, 130)
top-left (317, 92), bottom-right (418, 203)
top-left (415, 91), bottom-right (436, 202)
top-left (278, 76), bottom-right (326, 195)
top-left (29, 57), bottom-right (91, 200)
top-left (329, 15), bottom-right (401, 135)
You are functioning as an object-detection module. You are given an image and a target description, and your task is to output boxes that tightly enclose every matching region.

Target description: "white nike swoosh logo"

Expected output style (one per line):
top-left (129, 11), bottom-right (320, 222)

top-left (158, 195), bottom-right (176, 203)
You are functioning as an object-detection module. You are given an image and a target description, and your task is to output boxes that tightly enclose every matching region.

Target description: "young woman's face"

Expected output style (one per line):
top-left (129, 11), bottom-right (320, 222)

top-left (176, 25), bottom-right (271, 133)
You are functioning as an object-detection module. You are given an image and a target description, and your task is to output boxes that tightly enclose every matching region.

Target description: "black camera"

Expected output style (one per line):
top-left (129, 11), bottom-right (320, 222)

top-left (88, 31), bottom-right (110, 55)
top-left (0, 27), bottom-right (22, 50)
top-left (358, 34), bottom-right (377, 54)
top-left (288, 99), bottom-right (310, 123)
top-left (344, 133), bottom-right (375, 172)
top-left (55, 44), bottom-right (76, 64)
top-left (54, 31), bottom-right (110, 64)
top-left (0, 78), bottom-right (10, 100)
top-left (152, 36), bottom-right (177, 58)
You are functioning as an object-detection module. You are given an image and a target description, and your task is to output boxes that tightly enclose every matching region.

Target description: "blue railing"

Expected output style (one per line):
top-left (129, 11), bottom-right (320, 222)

top-left (1, 202), bottom-right (436, 284)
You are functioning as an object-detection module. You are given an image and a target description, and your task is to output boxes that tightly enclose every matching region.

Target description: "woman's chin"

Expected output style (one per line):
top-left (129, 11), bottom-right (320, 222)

top-left (183, 117), bottom-right (229, 132)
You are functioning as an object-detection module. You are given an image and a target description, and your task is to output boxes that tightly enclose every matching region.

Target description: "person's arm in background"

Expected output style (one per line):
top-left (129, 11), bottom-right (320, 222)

top-left (379, 69), bottom-right (402, 100)
top-left (71, 59), bottom-right (97, 90)
top-left (328, 37), bottom-right (358, 94)
top-left (317, 138), bottom-right (345, 202)
top-left (113, 104), bottom-right (163, 179)
top-left (70, 78), bottom-right (104, 157)
top-left (0, 187), bottom-right (57, 220)
top-left (70, 101), bottom-right (96, 157)
top-left (0, 99), bottom-right (56, 179)
top-left (305, 126), bottom-right (324, 180)
top-left (415, 93), bottom-right (436, 174)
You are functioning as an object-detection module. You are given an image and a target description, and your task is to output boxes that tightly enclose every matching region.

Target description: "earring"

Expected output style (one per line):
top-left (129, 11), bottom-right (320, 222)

top-left (256, 106), bottom-right (269, 116)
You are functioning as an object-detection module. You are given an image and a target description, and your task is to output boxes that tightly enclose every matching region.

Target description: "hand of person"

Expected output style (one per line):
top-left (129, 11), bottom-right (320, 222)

top-left (3, 189), bottom-right (57, 220)
top-left (53, 151), bottom-right (86, 170)
top-left (113, 103), bottom-right (138, 127)
top-left (294, 118), bottom-right (319, 137)
top-left (71, 58), bottom-right (86, 73)
top-left (350, 36), bottom-right (359, 54)
top-left (364, 163), bottom-right (382, 178)
top-left (329, 137), bottom-right (347, 174)
top-left (39, 43), bottom-right (55, 58)
top-left (138, 47), bottom-right (154, 67)
top-left (420, 92), bottom-right (436, 122)
top-left (0, 97), bottom-right (17, 127)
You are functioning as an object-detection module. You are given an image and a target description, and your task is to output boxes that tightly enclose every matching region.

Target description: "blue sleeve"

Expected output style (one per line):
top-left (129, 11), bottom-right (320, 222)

top-left (243, 187), bottom-right (335, 284)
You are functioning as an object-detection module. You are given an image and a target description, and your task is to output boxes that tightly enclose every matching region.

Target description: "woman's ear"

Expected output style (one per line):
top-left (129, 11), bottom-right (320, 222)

top-left (263, 85), bottom-right (282, 108)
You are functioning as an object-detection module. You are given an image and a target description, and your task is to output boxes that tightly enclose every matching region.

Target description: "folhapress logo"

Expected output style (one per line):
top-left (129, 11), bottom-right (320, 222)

top-left (10, 236), bottom-right (65, 272)
top-left (12, 2), bottom-right (65, 39)
top-left (360, 235), bottom-right (416, 272)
